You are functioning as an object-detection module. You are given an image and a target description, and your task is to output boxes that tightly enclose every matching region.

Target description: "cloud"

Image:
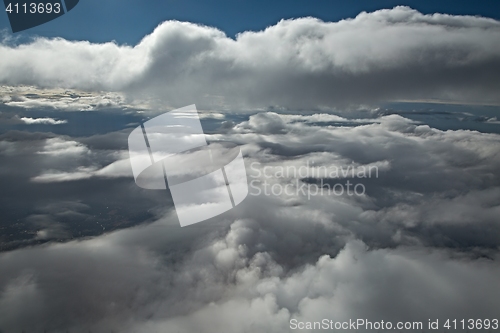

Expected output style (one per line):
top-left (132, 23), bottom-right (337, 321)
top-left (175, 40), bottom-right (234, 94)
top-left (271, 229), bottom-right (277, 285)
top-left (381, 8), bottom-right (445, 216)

top-left (37, 137), bottom-right (89, 156)
top-left (0, 218), bottom-right (499, 333)
top-left (31, 166), bottom-right (98, 182)
top-left (22, 110), bottom-right (500, 252)
top-left (486, 117), bottom-right (500, 124)
top-left (1, 7), bottom-right (500, 109)
top-left (0, 85), bottom-right (131, 111)
top-left (31, 158), bottom-right (132, 183)
top-left (0, 54), bottom-right (499, 331)
top-left (20, 117), bottom-right (67, 125)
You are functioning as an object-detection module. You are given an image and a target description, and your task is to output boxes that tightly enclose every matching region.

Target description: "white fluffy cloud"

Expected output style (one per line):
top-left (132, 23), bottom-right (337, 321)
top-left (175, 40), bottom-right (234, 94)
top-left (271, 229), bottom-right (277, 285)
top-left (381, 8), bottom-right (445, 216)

top-left (1, 7), bottom-right (500, 109)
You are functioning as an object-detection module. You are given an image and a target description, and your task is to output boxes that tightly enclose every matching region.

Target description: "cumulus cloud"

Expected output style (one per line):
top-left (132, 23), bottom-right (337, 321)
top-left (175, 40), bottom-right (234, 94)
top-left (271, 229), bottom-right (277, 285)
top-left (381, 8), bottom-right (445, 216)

top-left (0, 217), bottom-right (499, 333)
top-left (1, 7), bottom-right (500, 109)
top-left (20, 110), bottom-right (500, 252)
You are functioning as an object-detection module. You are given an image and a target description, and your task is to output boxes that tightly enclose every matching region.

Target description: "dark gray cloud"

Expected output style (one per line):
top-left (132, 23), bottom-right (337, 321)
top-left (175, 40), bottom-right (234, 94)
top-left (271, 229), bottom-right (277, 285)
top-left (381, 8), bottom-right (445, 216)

top-left (0, 106), bottom-right (499, 332)
top-left (234, 112), bottom-right (500, 252)
top-left (0, 221), bottom-right (499, 333)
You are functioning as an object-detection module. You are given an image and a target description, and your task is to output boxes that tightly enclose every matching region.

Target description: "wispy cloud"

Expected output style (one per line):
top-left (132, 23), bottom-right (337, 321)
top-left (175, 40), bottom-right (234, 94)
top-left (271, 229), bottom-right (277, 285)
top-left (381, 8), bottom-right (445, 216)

top-left (20, 117), bottom-right (67, 125)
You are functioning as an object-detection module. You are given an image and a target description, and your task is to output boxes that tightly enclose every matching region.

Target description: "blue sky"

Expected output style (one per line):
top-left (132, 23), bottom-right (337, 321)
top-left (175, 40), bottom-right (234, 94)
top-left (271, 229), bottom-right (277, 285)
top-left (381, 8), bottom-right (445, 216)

top-left (1, 0), bottom-right (500, 44)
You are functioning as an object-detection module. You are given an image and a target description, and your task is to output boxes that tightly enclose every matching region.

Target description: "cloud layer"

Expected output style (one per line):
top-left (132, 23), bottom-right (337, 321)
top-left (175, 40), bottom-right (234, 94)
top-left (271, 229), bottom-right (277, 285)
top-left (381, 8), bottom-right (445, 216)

top-left (1, 107), bottom-right (499, 332)
top-left (1, 7), bottom-right (500, 109)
